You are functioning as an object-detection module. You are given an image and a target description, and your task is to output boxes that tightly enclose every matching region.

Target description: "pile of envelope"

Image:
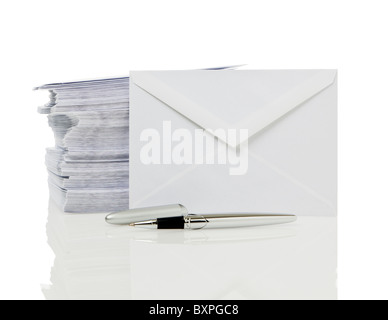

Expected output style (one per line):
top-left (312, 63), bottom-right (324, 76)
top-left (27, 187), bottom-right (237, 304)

top-left (36, 77), bottom-right (129, 213)
top-left (36, 69), bottom-right (337, 217)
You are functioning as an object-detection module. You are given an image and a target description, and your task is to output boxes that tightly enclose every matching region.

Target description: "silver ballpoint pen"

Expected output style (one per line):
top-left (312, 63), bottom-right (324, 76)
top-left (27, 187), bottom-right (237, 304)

top-left (105, 204), bottom-right (297, 230)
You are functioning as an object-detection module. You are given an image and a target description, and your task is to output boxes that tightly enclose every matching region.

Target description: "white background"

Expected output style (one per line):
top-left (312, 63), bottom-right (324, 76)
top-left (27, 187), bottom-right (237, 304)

top-left (0, 0), bottom-right (387, 300)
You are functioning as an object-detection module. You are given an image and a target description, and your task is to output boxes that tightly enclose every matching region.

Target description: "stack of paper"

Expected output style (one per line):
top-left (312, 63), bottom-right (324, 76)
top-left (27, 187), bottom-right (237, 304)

top-left (35, 77), bottom-right (129, 213)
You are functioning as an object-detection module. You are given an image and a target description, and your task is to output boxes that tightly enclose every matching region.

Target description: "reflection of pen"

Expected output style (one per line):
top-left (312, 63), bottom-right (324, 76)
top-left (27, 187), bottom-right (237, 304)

top-left (105, 204), bottom-right (297, 230)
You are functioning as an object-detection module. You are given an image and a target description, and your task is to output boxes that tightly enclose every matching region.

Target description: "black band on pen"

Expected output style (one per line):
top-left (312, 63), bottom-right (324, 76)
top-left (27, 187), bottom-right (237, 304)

top-left (157, 216), bottom-right (185, 229)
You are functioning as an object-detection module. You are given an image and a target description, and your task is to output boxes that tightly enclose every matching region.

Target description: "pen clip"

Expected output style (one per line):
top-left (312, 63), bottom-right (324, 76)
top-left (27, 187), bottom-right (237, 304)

top-left (185, 214), bottom-right (208, 230)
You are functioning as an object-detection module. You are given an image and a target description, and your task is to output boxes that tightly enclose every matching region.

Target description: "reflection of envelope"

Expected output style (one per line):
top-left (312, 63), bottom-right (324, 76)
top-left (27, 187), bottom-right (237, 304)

top-left (129, 70), bottom-right (337, 216)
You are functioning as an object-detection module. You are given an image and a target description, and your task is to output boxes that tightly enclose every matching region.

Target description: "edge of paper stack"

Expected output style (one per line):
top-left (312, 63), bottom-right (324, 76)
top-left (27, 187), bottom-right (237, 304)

top-left (36, 77), bottom-right (129, 213)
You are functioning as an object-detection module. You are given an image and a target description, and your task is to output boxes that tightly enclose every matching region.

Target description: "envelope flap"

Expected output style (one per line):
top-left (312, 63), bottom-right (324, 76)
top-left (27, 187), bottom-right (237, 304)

top-left (131, 70), bottom-right (337, 147)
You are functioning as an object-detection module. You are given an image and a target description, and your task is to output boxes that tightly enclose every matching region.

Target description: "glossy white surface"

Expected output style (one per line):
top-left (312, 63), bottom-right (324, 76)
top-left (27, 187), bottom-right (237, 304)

top-left (42, 200), bottom-right (336, 300)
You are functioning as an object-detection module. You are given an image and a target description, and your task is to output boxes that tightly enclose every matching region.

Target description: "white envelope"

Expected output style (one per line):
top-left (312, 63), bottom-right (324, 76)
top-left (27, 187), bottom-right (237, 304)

top-left (129, 70), bottom-right (337, 216)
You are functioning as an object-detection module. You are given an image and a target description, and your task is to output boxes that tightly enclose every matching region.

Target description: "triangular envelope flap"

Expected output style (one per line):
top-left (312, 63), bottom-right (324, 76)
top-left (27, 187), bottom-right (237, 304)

top-left (131, 70), bottom-right (337, 148)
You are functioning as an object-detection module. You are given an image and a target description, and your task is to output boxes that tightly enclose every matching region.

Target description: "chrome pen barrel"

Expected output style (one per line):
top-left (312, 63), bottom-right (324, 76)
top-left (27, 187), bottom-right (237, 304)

top-left (185, 213), bottom-right (297, 230)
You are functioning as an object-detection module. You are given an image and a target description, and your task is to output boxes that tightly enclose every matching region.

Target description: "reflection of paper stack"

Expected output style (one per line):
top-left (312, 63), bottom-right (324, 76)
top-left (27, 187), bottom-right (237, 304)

top-left (35, 77), bottom-right (129, 213)
top-left (42, 199), bottom-right (131, 300)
